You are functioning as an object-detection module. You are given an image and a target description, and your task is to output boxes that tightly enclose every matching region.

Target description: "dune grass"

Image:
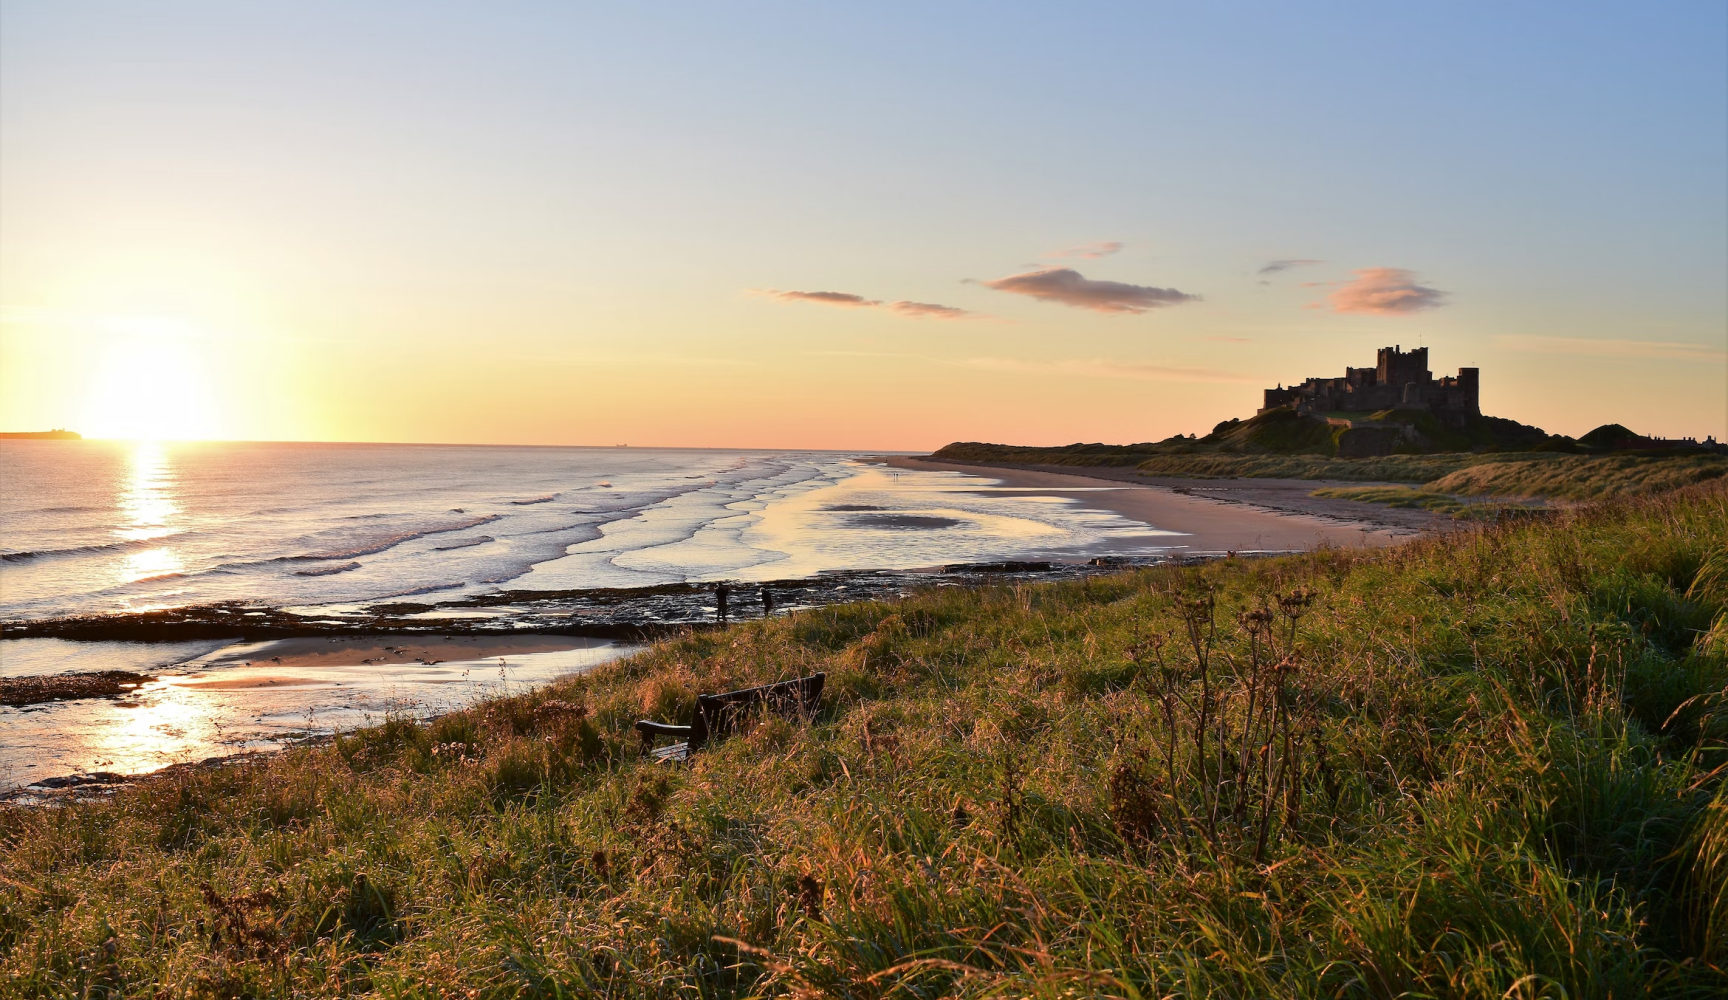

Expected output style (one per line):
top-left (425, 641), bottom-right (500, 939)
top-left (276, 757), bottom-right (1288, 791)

top-left (935, 440), bottom-right (1727, 506)
top-left (1135, 452), bottom-right (1525, 482)
top-left (1430, 453), bottom-right (1728, 501)
top-left (1308, 484), bottom-right (1472, 513)
top-left (4, 484), bottom-right (1728, 997)
top-left (1137, 450), bottom-right (1728, 494)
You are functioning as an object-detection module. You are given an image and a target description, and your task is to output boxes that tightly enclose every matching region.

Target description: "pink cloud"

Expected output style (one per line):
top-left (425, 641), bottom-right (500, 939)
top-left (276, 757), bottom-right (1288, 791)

top-left (889, 300), bottom-right (974, 319)
top-left (758, 289), bottom-right (977, 319)
top-left (762, 289), bottom-right (880, 307)
top-left (979, 268), bottom-right (1197, 314)
top-left (1326, 268), bottom-right (1447, 315)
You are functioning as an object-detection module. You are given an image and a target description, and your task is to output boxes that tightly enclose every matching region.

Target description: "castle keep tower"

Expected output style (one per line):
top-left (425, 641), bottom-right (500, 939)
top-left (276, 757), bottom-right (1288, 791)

top-left (1260, 345), bottom-right (1480, 426)
top-left (1376, 345), bottom-right (1428, 391)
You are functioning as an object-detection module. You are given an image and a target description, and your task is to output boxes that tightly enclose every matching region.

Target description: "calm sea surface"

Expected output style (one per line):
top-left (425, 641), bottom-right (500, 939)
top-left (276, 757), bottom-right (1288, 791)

top-left (1, 440), bottom-right (1170, 623)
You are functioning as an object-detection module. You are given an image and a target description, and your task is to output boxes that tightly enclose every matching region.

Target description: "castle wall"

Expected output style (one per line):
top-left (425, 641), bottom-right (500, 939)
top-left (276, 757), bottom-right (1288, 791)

top-left (1259, 347), bottom-right (1480, 421)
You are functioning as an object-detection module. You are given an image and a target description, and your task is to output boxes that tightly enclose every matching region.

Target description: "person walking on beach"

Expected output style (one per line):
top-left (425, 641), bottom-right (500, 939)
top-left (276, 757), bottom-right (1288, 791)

top-left (760, 585), bottom-right (775, 617)
top-left (716, 582), bottom-right (730, 623)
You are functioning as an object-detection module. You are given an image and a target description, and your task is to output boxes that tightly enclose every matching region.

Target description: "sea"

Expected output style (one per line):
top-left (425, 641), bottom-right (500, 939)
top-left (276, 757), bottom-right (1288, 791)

top-left (0, 440), bottom-right (1185, 620)
top-left (0, 440), bottom-right (1178, 789)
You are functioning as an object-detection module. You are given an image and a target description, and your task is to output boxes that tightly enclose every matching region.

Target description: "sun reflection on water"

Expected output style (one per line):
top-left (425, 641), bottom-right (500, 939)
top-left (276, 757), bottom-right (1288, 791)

top-left (116, 441), bottom-right (184, 584)
top-left (83, 681), bottom-right (216, 775)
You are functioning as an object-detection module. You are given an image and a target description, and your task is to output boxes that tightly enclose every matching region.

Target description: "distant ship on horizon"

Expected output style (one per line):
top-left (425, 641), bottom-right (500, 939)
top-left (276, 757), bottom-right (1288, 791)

top-left (0, 428), bottom-right (81, 440)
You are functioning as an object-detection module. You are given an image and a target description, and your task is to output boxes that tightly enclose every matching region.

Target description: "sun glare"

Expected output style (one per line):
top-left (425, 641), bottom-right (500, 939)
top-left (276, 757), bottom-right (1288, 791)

top-left (79, 317), bottom-right (223, 440)
top-left (116, 440), bottom-right (185, 586)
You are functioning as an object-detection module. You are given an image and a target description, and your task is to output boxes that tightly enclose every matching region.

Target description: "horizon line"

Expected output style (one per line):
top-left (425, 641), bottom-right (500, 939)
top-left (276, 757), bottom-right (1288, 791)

top-left (0, 434), bottom-right (928, 454)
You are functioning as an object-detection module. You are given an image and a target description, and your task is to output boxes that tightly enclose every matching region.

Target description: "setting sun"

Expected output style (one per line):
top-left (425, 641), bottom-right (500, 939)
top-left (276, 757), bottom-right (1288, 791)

top-left (78, 317), bottom-right (222, 440)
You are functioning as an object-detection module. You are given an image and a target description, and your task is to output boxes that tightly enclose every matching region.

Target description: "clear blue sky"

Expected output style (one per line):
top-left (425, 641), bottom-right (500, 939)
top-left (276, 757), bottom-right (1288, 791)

top-left (3, 1), bottom-right (1724, 445)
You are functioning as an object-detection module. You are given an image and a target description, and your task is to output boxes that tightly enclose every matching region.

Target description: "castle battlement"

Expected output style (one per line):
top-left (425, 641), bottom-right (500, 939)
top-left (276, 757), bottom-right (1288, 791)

top-left (1261, 345), bottom-right (1480, 426)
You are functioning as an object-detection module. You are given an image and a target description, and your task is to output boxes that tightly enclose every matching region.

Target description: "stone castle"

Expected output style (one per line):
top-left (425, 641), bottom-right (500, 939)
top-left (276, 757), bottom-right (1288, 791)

top-left (1260, 346), bottom-right (1479, 427)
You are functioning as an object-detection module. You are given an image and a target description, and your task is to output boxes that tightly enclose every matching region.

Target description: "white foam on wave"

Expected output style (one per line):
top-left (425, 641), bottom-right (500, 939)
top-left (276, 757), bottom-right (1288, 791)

top-left (2, 445), bottom-right (1181, 621)
top-left (735, 463), bottom-right (1178, 580)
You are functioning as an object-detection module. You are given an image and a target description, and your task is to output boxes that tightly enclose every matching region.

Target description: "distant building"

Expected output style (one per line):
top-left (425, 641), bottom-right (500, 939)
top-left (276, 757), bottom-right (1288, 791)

top-left (1261, 346), bottom-right (1479, 427)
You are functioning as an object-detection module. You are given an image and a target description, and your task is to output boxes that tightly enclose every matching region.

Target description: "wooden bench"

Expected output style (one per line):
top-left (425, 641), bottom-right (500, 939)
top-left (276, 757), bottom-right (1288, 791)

top-left (634, 672), bottom-right (825, 763)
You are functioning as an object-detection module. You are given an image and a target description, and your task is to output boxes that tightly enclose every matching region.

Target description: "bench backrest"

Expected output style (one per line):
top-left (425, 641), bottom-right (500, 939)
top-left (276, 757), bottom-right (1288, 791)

top-left (690, 672), bottom-right (825, 750)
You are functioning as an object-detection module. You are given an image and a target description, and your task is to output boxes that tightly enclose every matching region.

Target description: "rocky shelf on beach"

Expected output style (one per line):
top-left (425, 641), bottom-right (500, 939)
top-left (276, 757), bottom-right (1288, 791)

top-left (0, 669), bottom-right (153, 707)
top-left (1, 557), bottom-right (1217, 646)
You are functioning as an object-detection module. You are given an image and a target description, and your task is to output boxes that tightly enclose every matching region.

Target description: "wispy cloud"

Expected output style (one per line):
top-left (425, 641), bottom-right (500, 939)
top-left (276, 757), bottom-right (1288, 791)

top-left (757, 289), bottom-right (978, 319)
top-left (978, 268), bottom-right (1197, 314)
top-left (962, 357), bottom-right (1253, 384)
top-left (1257, 258), bottom-right (1322, 276)
top-left (761, 289), bottom-right (880, 308)
top-left (1496, 335), bottom-right (1727, 362)
top-left (1326, 267), bottom-right (1447, 315)
top-left (890, 300), bottom-right (972, 319)
top-left (1047, 241), bottom-right (1124, 260)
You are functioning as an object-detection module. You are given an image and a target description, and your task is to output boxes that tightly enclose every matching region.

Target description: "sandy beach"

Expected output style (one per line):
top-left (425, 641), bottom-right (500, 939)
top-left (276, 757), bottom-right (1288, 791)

top-left (876, 456), bottom-right (1431, 552)
top-left (195, 633), bottom-right (598, 673)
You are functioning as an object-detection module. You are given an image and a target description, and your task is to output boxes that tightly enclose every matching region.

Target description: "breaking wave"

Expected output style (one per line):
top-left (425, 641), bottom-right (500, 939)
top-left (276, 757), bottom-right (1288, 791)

top-left (1, 536), bottom-right (183, 564)
top-left (293, 561), bottom-right (363, 577)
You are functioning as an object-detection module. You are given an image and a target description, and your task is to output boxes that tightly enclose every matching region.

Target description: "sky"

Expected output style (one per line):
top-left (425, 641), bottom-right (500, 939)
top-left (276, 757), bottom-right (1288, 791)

top-left (1, 1), bottom-right (1724, 449)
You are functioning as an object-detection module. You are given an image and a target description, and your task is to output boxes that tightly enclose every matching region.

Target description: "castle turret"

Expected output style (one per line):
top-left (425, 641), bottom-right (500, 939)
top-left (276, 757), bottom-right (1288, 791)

top-left (1455, 367), bottom-right (1480, 416)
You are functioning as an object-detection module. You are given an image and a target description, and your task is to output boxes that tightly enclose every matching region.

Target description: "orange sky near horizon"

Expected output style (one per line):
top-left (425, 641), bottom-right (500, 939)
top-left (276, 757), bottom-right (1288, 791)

top-left (2, 4), bottom-right (1724, 450)
top-left (4, 297), bottom-right (1721, 450)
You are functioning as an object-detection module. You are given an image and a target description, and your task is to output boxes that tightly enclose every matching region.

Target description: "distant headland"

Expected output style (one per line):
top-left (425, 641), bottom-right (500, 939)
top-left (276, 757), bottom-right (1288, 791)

top-left (0, 429), bottom-right (81, 440)
top-left (926, 345), bottom-right (1726, 506)
top-left (942, 345), bottom-right (1723, 463)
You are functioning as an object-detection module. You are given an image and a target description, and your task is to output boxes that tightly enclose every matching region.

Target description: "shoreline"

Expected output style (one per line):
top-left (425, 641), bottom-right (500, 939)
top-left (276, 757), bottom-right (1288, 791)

top-left (872, 455), bottom-right (1436, 548)
top-left (0, 634), bottom-right (633, 795)
top-left (0, 559), bottom-right (1215, 647)
top-left (2, 458), bottom-right (1437, 796)
top-left (0, 455), bottom-right (1434, 661)
top-left (3, 548), bottom-right (1297, 797)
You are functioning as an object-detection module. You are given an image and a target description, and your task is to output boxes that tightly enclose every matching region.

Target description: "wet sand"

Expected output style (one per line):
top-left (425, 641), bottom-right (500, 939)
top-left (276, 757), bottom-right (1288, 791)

top-left (875, 456), bottom-right (1431, 551)
top-left (199, 633), bottom-right (601, 672)
top-left (1, 636), bottom-right (631, 791)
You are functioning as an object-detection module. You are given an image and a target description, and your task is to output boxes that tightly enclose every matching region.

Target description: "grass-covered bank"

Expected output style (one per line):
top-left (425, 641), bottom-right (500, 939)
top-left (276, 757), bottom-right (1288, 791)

top-left (1141, 452), bottom-right (1728, 500)
top-left (5, 485), bottom-right (1728, 998)
top-left (937, 424), bottom-right (1728, 504)
top-left (933, 441), bottom-right (1728, 504)
top-left (1307, 484), bottom-right (1476, 514)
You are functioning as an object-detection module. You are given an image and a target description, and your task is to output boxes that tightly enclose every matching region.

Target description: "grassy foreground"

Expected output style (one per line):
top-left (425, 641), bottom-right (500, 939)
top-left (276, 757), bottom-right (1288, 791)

top-left (6, 486), bottom-right (1728, 998)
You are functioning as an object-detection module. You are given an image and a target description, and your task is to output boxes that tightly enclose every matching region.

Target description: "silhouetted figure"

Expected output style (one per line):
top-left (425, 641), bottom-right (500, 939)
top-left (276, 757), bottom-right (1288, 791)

top-left (716, 582), bottom-right (730, 623)
top-left (760, 586), bottom-right (775, 616)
